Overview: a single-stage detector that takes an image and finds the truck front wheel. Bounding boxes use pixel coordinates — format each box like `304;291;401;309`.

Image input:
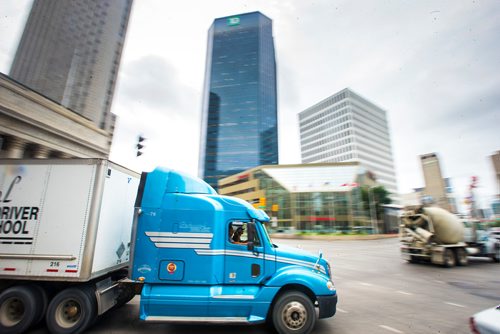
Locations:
443;249;456;268
46;286;96;334
0;285;42;334
272;291;316;334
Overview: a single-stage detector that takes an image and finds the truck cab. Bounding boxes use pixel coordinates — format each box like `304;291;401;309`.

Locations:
130;168;337;334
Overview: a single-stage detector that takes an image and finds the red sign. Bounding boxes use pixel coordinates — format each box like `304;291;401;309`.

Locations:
308;216;336;222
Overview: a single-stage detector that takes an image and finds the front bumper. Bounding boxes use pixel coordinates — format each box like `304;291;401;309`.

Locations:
317;294;338;319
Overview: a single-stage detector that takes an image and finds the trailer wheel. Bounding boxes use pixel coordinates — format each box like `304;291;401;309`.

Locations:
443;249;456;268
46;286;96;334
0;285;40;334
272;291;316;334
455;248;468;266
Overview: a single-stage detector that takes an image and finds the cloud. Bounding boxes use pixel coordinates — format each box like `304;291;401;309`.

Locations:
116;55;190;112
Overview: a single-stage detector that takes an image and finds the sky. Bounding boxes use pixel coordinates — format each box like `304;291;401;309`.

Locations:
1;0;499;212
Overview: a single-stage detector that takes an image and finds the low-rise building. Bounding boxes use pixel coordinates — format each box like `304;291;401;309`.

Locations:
218;162;384;232
0;73;112;159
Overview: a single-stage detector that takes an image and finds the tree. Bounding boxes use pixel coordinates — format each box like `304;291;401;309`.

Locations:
360;186;392;220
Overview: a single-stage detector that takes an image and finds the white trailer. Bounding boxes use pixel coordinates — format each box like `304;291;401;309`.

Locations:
0;159;140;334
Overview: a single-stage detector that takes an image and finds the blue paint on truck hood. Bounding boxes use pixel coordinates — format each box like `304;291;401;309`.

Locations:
274;244;320;265
272;243;330;277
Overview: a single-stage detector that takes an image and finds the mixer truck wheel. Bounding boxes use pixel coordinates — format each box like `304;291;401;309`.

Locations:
46;286;97;334
455;248;468;266
272;291;316;334
0;285;40;334
442;249;456;268
408;256;418;264
492;250;500;263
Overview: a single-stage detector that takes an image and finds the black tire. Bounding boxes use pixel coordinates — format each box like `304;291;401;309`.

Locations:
455;248;468;266
442;249;456;268
492;250;500;263
272;291;316;334
408;256;418;264
46;286;97;334
0;285;40;334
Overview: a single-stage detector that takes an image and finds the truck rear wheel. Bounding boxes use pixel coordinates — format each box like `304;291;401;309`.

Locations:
272;291;316;334
455;248;468;266
442;249;456;268
46;286;96;334
0;285;42;334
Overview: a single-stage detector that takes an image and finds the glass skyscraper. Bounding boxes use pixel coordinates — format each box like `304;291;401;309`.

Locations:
199;11;278;190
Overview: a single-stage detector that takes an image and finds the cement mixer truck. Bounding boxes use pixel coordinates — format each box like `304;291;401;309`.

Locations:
399;206;500;267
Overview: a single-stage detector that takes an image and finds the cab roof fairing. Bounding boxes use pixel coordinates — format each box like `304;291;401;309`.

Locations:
140;167;217;208
213;194;270;222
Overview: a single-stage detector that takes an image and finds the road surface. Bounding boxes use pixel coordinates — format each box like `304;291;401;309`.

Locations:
28;237;499;334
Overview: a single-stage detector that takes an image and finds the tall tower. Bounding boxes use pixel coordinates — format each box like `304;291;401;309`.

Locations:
10;0;133;133
199;12;278;190
492;151;500;197
420;153;455;212
299;88;398;198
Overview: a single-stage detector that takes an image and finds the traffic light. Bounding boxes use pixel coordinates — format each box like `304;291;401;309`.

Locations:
136;135;145;157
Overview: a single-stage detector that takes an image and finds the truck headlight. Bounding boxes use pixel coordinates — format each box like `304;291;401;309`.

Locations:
325;261;333;280
326;280;335;291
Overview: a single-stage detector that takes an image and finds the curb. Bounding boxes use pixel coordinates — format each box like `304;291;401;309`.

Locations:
270;234;399;241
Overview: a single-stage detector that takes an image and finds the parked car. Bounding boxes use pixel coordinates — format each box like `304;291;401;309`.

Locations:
470;305;500;334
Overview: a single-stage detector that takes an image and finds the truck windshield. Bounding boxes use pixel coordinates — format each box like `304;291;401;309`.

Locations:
260;221;274;247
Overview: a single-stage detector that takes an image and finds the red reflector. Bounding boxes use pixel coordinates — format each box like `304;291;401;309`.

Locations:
65;269;78;273
469;317;479;334
47;269;59;272
3;268;16;271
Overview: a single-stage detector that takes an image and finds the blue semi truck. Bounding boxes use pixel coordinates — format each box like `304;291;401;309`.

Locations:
0;160;337;334
130;167;337;334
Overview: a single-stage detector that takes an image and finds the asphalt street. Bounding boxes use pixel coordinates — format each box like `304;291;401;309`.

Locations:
28;237;500;334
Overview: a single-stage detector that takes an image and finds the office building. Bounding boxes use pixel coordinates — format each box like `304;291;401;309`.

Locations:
10;0;133;134
218;162;396;233
492;151;500;197
199;12;278;190
299;88;398;197
420;153;456;212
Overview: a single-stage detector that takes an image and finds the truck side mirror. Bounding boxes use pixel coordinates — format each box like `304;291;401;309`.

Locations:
247;221;256;251
247;241;254;251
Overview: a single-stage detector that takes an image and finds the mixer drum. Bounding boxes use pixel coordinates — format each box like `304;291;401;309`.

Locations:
423;207;464;244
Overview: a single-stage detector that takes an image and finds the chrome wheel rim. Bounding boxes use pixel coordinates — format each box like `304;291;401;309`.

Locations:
0;297;24;327
54;298;81;329
282;301;307;330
